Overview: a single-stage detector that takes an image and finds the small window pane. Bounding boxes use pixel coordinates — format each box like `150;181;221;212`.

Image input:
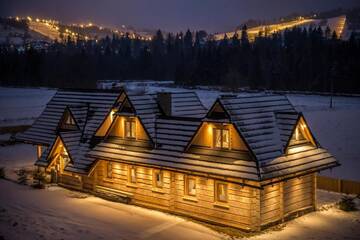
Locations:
222;129;230;148
107;162;112;178
125;120;136;139
129;166;136;183
131;121;136;138
214;129;222;148
187;177;196;196
217;183;228;202
155;171;163;188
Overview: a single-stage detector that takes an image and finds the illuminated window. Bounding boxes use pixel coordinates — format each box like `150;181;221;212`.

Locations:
107;162;112;179
153;170;163;188
128;166;136;183
215;182;228;202
125;119;136;139
61;146;70;166
61;111;77;130
289;121;312;146
214;128;230;149
65;114;76;125
185;176;196;196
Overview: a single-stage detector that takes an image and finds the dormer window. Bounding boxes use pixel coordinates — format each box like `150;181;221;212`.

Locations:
60;110;77;130
214;128;230;149
65;114;76;126
289;118;315;147
124;119;136;139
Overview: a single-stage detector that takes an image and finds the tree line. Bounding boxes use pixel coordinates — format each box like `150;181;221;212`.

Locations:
1;26;360;93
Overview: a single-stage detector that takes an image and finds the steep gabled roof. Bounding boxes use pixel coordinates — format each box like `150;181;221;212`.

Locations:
154;92;207;118
17;89;121;173
219;94;295;163
216;94;338;180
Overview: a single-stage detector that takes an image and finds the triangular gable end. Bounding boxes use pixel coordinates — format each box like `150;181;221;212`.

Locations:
95;109;117;137
118;96;136;114
206;99;231;120
94;91;125;137
285;114;318;151
58;107;80;131
45;135;73;170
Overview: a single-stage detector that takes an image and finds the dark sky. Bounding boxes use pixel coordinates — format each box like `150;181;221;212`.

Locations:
0;0;359;32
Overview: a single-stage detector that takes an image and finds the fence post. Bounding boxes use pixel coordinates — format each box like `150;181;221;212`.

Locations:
337;178;342;193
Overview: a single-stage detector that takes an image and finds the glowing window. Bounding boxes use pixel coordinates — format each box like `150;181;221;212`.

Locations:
153;170;163;188
185;176;196;196
216;182;228;202
107;162;112;179
289;121;312;146
214;128;230;149
125;119;136;139
65;115;76;125
61;146;70;166
129;166;136;183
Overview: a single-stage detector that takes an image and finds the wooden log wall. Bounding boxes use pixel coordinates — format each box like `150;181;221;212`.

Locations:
93;160;259;231
58;160;316;231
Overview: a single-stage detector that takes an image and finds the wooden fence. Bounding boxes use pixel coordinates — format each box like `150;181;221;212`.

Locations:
317;175;360;195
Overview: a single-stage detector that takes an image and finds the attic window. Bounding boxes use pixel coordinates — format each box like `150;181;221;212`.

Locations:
207;102;227;119
124;119;136;139
214;128;230;149
289;120;314;147
61;111;77;130
65;115;76;125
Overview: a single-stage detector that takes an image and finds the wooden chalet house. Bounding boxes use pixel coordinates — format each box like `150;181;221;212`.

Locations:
16;89;339;231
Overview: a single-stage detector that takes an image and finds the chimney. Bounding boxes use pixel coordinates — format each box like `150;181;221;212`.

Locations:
157;92;172;116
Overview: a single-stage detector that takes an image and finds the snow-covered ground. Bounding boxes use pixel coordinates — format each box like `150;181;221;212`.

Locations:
0;87;56;127
0;179;359;240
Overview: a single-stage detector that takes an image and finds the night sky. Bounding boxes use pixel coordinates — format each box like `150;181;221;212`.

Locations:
0;0;359;32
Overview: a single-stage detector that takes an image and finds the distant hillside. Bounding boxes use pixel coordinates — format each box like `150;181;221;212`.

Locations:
0;16;154;45
214;15;348;41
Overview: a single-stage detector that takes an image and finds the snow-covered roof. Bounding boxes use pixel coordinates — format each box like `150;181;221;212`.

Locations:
214;94;338;180
16;89;121;173
17;89;339;180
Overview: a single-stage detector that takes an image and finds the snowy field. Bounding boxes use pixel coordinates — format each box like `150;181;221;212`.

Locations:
0;178;359;240
0;86;359;182
0;87;56;127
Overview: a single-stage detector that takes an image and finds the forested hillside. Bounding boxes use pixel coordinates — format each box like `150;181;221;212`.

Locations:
1;25;360;93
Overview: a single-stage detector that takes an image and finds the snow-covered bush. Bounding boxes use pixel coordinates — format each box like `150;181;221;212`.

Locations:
16;168;27;185
32;169;46;189
339;195;358;211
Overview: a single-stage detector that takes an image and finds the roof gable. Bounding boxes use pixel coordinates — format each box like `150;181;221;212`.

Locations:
58;107;80;131
285;114;317;151
205;99;231;121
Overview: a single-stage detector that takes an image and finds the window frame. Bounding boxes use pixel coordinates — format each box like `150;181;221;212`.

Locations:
185;175;197;197
215;181;228;203
124;118;136;139
153;170;163;188
128;165;137;183
106;161;113;179
213;128;230;149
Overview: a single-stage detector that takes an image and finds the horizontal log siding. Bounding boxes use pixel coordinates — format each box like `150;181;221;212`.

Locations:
283;174;314;215
93;160;259;230
260;183;282;225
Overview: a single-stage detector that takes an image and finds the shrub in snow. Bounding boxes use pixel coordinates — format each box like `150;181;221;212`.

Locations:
0;167;5;179
339;195;358;211
16;168;27;185
32;169;46;189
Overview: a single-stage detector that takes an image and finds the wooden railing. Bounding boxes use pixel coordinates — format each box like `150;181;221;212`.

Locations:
317;175;360;195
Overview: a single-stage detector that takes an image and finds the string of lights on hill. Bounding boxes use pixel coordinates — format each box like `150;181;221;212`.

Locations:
11;16;153;43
